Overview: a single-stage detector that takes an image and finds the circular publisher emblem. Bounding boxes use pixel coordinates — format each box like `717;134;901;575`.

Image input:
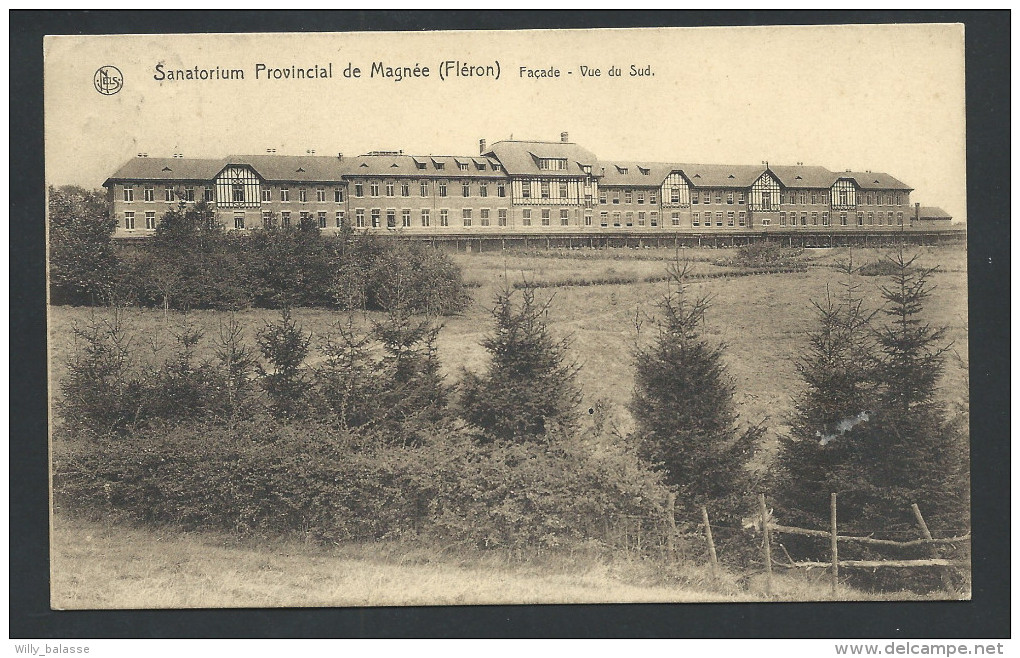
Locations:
93;66;123;95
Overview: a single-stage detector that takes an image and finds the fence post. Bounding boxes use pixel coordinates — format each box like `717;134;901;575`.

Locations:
664;493;677;561
759;493;773;597
830;493;839;596
912;503;951;591
701;505;719;576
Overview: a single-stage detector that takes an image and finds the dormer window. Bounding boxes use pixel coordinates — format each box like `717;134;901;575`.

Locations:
433;161;445;170
617;166;629;174
296;167;305;172
458;162;469;171
639;167;650;175
538;158;568;171
162;166;172;172
491;163;501;171
416;161;427;170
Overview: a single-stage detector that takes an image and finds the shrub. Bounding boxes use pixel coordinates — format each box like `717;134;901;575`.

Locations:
858;259;902;277
48;185;119;306
256;307;312;418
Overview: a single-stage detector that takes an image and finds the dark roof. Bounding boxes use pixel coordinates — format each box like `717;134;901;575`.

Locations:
676;163;766;188
918;206;952;220
769;165;837;189
223;155;346;183
597;161;681;186
342;153;506;178
485;140;599;176
839;171;913;191
104;157;225;183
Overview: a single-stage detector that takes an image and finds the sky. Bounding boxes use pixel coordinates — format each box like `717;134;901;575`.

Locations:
44;24;966;221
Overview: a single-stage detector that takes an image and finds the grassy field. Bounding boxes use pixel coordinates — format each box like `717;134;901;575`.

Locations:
48;244;968;607
52;515;942;608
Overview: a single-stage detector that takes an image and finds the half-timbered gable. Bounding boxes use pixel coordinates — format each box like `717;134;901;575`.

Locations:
830;178;858;211
660;171;691;208
215;164;261;208
749;171;781;211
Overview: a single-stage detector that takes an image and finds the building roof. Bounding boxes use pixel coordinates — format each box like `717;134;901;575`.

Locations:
484;140;599;176
768;165;837;189
597;161;681;186
675;163;767;188
342;153;506;178
104;157;225;183
222;155;347;183
839;171;913;191
918;206;952;220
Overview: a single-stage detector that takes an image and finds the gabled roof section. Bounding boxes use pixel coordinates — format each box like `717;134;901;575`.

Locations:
104;157;225;184
342;153;505;178
677;163;767;188
597;161;682;186
918;206;952;220
484;140;598;176
223;155;346;183
769;165;837;189
840;171;913;191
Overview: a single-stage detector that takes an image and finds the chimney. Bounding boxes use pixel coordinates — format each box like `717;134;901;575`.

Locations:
479;138;486;154
137;153;148;158
560;131;569;143
337;152;343;161
266;148;276;153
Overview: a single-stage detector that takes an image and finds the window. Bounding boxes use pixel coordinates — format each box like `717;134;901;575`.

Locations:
497;182;506;197
440;209;449;227
897;212;903;226
727;211;735;227
560;209;569;226
716;212;724;227
692;213;699;226
650;192;657;204
124;211;135;229
123;186;134;202
625;191;633;204
540;181;550;199
434;162;445;170
800;213;807;226
761;218;771;227
625;212;633;227
421;209;431;227
262;188;272;202
462;181;470;197
336;210;345;227
650;212;658;226
438;182;447;197
281;187;291;202
599;192;607;204
522;209;532;226
335;188;344;203
727;192;734;205
402;209;411;227
738;211;745;227
231;184;243;203
204;187;213;202
857;212;864;227
867;212;874;225
459;162;469;171
691;192;699;205
262;211;274;228
166;187;176;202
811;212;818;225
538;158;568;170
600;212;608;227
584;213;592;226
143;186;154;202
300;211;310;224
541;209;551;226
299;188;308;203
888;212;894;225
370;209;380;228
318;211;327;229
637;211;645;226
612;192;620;205
498;209;507;226
613;212;621;227
558;181;568;198
715;192;723;204
145;211;156;230
822;211;830;226
317;188;326;202
370;183;379;197
840;212;848;226
811;193;817;204
637;192;645;204
395;182;406;197
386;209;396;228
385;182;394;197
738;192;745;205
479;182;487;197
671;187;681;204
234;212;245;230
355;209;364;228
676;212;686;227
779;212;786;226
801;192;808;205
282;211;291;227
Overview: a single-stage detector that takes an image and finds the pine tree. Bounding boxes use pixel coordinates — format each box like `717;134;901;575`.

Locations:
774;255;878;529
257;307;312;418
629;259;757;524
460;283;581;442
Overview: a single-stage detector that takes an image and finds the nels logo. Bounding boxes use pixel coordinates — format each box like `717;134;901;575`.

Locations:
94;66;123;95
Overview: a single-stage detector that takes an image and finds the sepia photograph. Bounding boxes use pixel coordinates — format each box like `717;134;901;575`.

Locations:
43;22;973;611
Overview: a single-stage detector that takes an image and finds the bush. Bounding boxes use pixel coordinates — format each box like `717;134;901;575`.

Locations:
858;259;901;277
48;185;119;306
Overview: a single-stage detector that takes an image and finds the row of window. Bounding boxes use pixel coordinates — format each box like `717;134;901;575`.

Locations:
596;211;662;228
350;208;511;228
598;190;660;205
353;180;507;199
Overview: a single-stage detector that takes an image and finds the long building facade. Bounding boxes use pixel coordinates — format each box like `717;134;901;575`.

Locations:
103;134;933;239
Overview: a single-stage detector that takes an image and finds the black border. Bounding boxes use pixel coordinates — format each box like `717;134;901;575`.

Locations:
11;10;1009;639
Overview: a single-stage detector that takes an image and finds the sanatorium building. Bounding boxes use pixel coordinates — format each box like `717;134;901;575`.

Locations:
104;133;953;239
